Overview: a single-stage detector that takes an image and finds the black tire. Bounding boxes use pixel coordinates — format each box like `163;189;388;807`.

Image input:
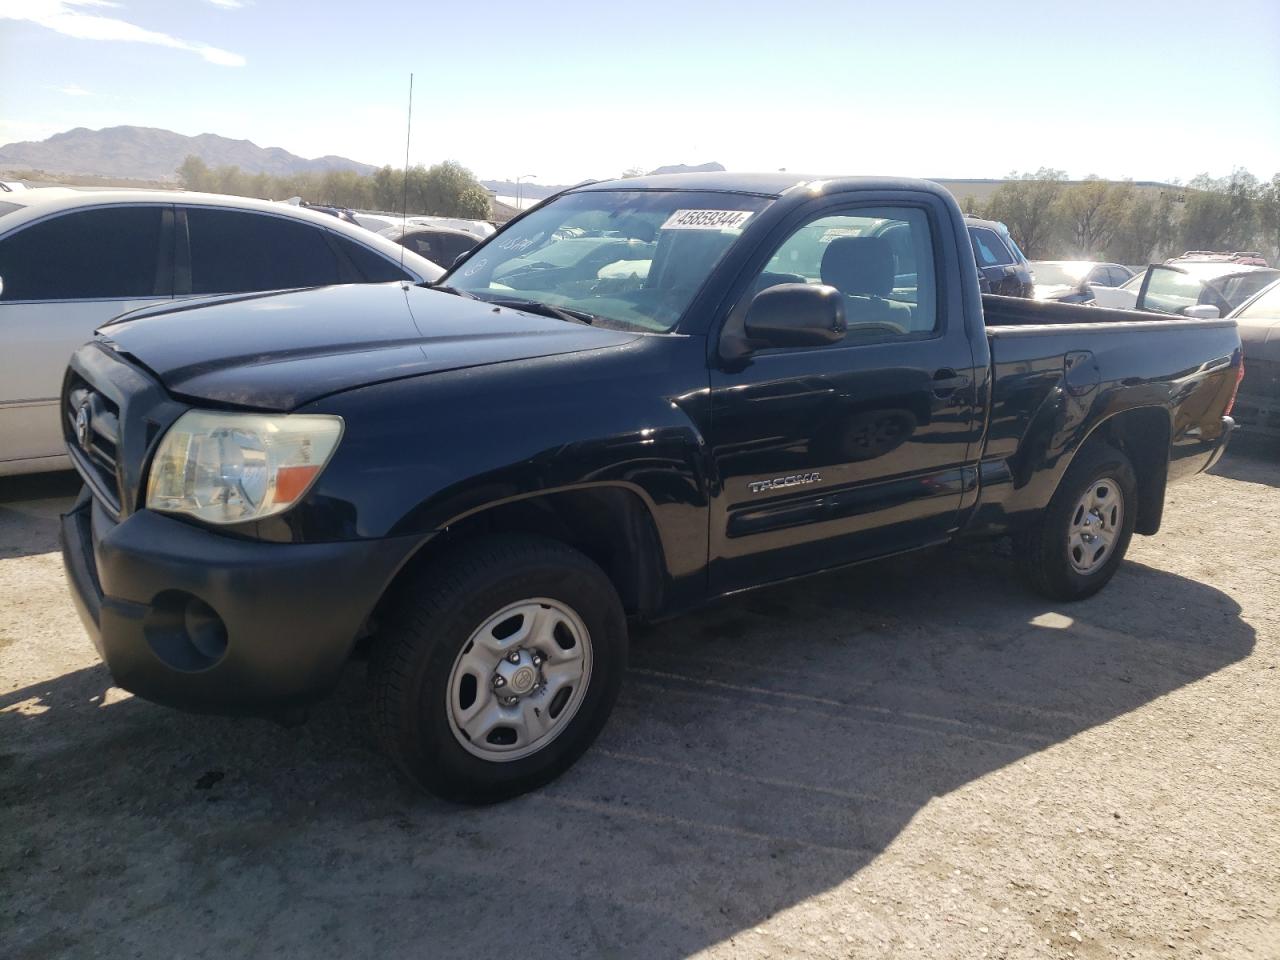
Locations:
1017;442;1138;601
370;535;627;804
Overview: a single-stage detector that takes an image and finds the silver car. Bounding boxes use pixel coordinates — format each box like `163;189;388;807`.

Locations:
0;189;443;476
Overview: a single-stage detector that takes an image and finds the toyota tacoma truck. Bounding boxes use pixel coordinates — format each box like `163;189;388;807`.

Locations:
59;173;1242;803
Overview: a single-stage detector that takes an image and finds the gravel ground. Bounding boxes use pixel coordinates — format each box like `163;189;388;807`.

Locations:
2;442;1278;960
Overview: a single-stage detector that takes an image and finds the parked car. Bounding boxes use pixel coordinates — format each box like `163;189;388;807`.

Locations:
380;223;481;267
1091;261;1280;317
965;216;1034;297
300;202;361;226
408;216;497;241
1030;261;1135;302
352;212;402;234
1168;250;1270;267
0;188;443;476
60;172;1239;804
1227;278;1280;437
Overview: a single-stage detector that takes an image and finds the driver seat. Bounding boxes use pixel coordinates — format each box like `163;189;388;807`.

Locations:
820;237;912;331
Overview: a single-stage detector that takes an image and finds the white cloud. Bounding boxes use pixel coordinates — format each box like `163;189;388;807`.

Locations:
0;0;246;66
204;0;246;8
57;83;93;96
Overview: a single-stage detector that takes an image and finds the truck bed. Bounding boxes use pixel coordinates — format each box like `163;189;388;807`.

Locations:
977;294;1241;525
983;293;1180;326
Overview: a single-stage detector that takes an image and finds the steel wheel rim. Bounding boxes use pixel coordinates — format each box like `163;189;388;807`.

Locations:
446;597;593;762
1068;476;1123;575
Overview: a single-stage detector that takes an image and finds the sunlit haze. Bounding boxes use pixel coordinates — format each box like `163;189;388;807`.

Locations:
2;0;1278;185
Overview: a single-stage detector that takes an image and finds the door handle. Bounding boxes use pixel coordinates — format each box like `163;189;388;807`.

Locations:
931;368;970;398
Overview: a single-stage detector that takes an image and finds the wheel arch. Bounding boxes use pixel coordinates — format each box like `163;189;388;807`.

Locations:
376;482;672;626
1071;405;1171;536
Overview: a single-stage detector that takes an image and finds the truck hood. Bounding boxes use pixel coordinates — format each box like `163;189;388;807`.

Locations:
99;283;639;410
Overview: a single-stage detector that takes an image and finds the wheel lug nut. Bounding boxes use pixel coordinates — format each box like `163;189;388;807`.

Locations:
492;675;505;688
507;651;521;664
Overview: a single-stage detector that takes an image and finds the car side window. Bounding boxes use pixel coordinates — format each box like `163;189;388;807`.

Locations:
1109;266;1131;286
969;228;1013;267
0;206;165;302
185;208;342;294
756;206;938;338
329;233;413;282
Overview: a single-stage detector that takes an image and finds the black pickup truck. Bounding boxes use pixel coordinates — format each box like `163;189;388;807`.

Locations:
59;173;1241;803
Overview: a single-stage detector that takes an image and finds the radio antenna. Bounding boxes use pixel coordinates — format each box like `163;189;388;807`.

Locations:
400;72;413;272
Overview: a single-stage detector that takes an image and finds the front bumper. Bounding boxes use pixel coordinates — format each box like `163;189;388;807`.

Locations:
60;490;421;715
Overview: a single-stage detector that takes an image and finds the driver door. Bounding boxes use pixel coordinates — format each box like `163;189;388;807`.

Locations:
706;197;981;593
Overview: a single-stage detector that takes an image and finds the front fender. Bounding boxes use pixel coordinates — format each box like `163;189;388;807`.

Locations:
260;334;714;583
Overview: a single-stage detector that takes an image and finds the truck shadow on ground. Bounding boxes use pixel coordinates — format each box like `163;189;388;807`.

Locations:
1207;434;1279;487
1;535;1254;959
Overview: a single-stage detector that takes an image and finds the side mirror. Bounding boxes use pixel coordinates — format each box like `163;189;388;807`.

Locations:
1182;304;1220;319
744;283;846;348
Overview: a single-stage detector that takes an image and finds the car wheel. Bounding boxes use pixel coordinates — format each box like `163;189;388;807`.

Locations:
370;534;626;804
1017;442;1138;601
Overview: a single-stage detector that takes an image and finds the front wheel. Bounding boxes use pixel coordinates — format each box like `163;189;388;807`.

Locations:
370;535;627;804
1017;442;1138;601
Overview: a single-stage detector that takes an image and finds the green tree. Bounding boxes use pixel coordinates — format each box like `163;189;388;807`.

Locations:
170;157;491;218
177;155;211;191
981;168;1067;258
1181;169;1260;252
1107;190;1175;265
1258;173;1280;264
1057;176;1133;257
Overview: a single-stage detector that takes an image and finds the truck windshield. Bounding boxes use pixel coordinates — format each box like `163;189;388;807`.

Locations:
444;190;771;332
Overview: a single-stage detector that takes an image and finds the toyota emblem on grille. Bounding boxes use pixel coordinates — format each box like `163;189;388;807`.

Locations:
75;402;92;451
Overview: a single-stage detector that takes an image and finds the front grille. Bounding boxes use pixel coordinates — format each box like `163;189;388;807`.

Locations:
64;371;124;516
1242;358;1280;401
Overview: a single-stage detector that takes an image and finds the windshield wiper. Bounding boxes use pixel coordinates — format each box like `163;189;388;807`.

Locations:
430;283;479;299
486;297;597;325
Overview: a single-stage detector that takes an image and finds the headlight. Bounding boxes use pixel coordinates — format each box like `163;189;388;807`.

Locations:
146;411;343;524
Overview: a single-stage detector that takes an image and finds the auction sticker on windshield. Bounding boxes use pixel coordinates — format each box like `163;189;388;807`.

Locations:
661;209;753;231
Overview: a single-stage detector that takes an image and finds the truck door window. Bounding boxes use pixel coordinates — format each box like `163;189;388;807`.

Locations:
757;207;938;338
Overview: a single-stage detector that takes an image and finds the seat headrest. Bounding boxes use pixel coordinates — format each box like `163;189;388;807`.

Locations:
820;236;895;298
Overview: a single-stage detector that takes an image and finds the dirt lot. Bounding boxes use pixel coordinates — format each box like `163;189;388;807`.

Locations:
2;442;1278;960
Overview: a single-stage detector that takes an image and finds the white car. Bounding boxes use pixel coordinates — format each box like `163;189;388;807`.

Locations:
0;189;443;476
1091;261;1280;318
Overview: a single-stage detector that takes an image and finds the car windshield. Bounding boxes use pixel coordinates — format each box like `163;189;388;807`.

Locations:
1234;280;1280;319
1032;262;1091;285
445;190;771;332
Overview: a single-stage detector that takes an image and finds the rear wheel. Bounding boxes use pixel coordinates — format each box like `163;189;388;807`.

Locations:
1017;442;1138;601
370;535;627;804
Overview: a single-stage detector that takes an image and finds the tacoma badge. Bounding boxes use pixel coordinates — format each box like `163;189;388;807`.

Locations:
748;472;822;494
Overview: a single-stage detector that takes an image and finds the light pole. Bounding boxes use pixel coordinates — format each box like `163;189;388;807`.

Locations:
515;173;537;210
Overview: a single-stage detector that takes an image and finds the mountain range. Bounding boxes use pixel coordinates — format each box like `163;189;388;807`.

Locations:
0;126;377;180
0;125;728;193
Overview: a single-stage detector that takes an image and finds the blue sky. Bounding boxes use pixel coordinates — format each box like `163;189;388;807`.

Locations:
1;0;1278;185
